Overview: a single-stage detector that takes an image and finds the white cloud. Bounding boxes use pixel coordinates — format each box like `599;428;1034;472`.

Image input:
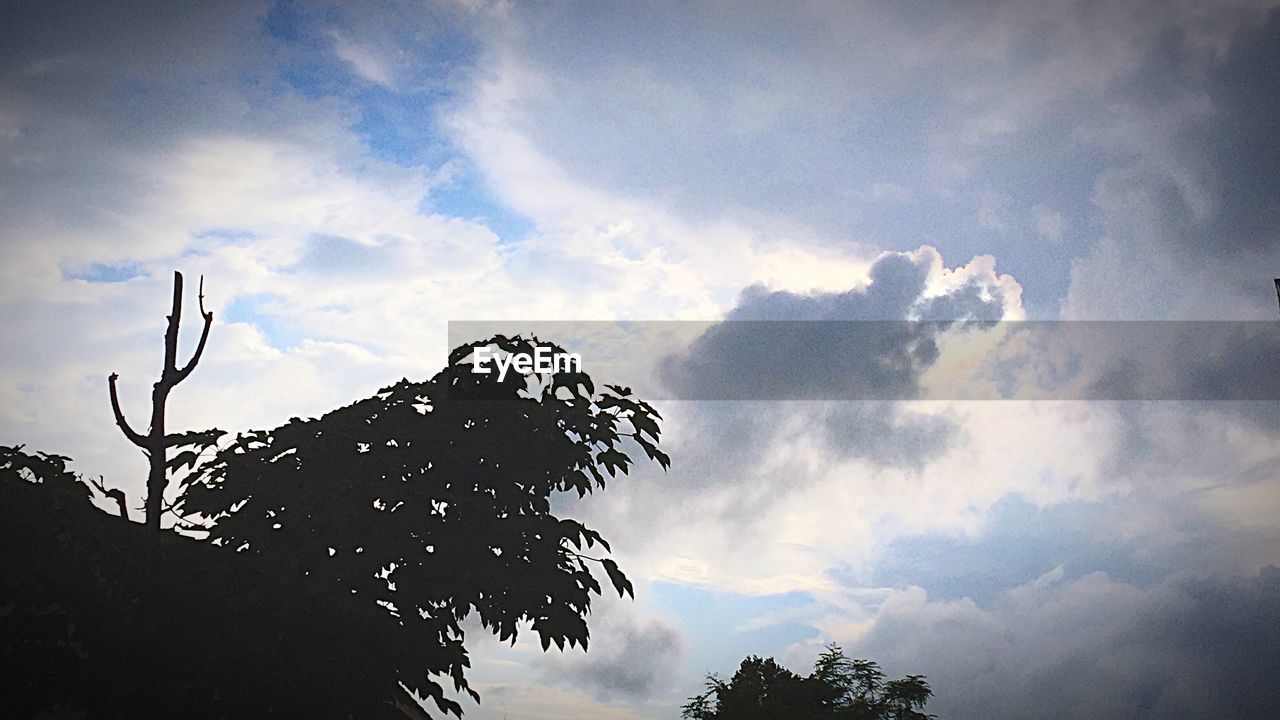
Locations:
329;30;396;87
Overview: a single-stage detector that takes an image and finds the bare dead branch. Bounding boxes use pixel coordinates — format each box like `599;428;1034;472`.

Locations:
174;274;213;384
108;372;148;449
109;270;215;529
163;271;184;378
567;550;606;563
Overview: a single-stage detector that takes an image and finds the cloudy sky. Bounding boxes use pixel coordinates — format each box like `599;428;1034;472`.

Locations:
3;1;1280;718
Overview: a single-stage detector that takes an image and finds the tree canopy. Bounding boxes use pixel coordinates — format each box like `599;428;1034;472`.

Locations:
682;644;934;720
1;334;668;719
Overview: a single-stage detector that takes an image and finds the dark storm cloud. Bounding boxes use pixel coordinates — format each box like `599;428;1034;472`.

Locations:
1174;8;1280;257
873;492;1280;606
470;0;1280;314
819;403;956;469
0;0;278;147
662;252;1004;401
1038;320;1280;489
855;566;1280;720
979;321;1280;401
573;251;999;539
0;0;368;271
1122;323;1280;403
534;606;685;703
1063;4;1280;319
0;0;478;272
526;254;997;555
1;1;266;236
637;250;1007;512
625;398;959;523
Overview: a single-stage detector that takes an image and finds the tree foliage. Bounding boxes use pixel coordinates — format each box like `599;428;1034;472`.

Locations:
682;644;934;720
1;334;667;719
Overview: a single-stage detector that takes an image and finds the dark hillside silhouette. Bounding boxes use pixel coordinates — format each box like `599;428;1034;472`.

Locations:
1;277;668;719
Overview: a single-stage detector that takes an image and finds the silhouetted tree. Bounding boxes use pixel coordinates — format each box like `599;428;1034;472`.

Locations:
682;644;934;720
175;334;669;716
2;332;668;719
106;270;214;527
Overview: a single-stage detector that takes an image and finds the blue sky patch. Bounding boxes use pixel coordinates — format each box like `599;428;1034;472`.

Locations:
425;163;536;243
649;581;820;676
296;234;390;275
62;262;147;284
223;293;303;350
867;495;1167;607
193;227;257;243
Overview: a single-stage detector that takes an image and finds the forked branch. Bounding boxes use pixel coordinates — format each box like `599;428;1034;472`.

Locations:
174;275;213;384
107;270;214;529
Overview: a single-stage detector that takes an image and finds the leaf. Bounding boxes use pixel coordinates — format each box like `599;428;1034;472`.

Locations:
167;450;200;473
634;435;671;471
629;412;661;441
652;448;671;471
554;371;595;399
559;518;587;549
581;526;611;553
578;569;602;596
601;558;634;599
636;398;662;419
596;448;629;477
584;461;605;486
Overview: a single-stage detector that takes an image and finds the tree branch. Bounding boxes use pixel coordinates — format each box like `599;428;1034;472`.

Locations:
389;692;433;720
163;271;183;378
108;372;147;449
173;275;213;384
161;498;209;531
567;549;606;563
86;474;129;519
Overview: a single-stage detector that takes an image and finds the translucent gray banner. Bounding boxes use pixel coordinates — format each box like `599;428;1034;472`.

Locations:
447;321;1280;401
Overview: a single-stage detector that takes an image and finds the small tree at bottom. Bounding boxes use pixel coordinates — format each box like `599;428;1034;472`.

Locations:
682;644;934;720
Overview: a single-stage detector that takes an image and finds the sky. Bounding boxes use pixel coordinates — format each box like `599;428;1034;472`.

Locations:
2;1;1280;718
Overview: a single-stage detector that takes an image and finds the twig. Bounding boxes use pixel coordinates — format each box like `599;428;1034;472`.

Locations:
160;498;209;531
567;550;606;564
